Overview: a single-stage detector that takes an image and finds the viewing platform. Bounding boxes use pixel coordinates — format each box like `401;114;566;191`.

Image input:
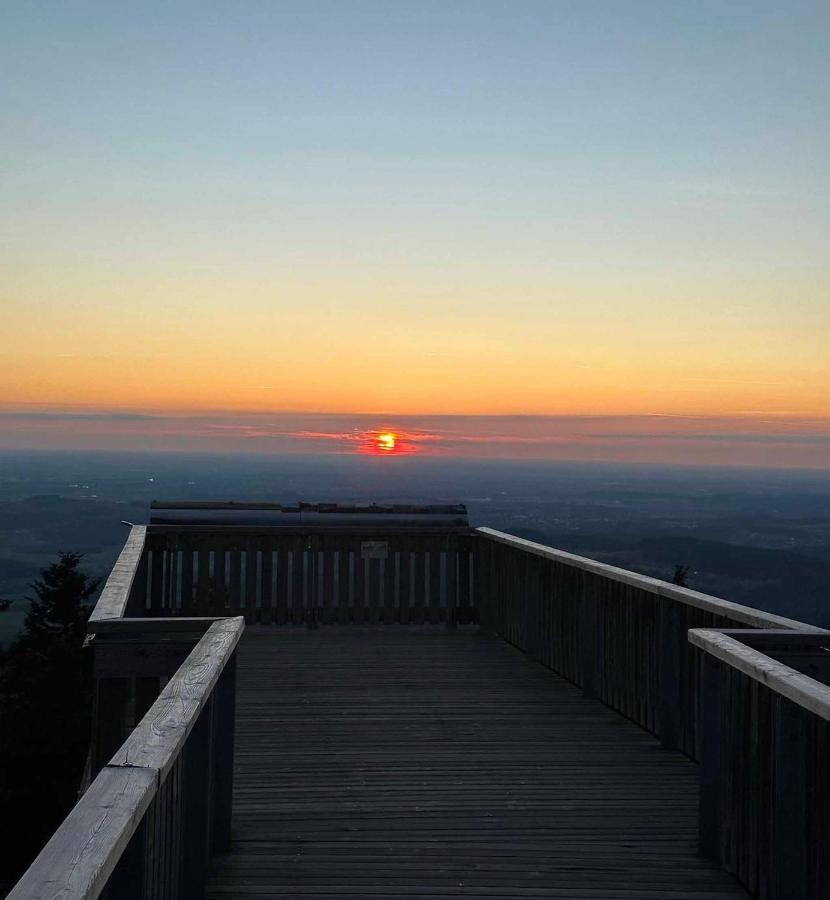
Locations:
9;503;830;900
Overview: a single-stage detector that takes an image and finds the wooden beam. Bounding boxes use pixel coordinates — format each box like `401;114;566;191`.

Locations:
89;525;147;623
689;629;830;723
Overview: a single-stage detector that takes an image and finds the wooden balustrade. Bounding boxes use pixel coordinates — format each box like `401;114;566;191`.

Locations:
10;519;829;899
691;629;830;900
475;527;813;758
138;526;477;625
8;618;243;900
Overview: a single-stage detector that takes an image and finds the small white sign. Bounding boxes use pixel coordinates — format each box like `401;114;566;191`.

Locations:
361;540;388;560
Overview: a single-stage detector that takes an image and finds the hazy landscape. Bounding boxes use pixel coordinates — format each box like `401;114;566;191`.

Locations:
2;448;828;645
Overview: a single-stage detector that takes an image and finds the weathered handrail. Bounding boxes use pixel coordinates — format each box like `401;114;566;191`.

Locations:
89;524;148;622
8;616;244;899
477;527;809;630
691;629;830;899
475;527;821;758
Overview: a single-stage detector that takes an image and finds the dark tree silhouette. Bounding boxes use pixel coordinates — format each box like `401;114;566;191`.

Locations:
0;553;100;888
671;564;691;587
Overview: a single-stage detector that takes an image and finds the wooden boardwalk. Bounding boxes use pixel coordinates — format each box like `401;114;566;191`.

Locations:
207;627;746;899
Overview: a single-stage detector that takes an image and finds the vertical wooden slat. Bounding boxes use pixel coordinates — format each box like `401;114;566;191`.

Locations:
275;544;289;625
335;547;347;623
244;538;258;624
412;540;425;625
772;695;808;899
178;538;193;614
367;554;381;624
228;543;242;617
181;703;212;898
383;548;396;623
445;539;458;630
194;539;210;606
352;540;366;624
214;540;227;611
429;543;442;624
149;542;164;614
260;540;274;625
322;544;336;623
699;653;724;862
212;653;237;853
456;542;471;625
398;545;411;625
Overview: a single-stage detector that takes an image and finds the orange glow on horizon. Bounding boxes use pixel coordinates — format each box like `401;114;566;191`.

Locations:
358;429;421;456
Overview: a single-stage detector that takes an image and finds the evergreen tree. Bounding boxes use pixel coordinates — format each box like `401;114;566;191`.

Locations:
0;553;100;888
671;564;691;588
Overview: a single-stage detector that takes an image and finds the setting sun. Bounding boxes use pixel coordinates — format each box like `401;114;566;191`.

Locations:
377;432;397;452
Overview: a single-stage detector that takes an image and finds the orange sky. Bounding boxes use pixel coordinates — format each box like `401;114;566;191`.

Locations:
2;3;829;449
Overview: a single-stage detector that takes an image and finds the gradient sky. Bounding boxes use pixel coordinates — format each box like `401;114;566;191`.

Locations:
2;2;829;464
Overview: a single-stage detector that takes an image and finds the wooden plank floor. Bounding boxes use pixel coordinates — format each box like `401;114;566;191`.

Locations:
207;627;747;899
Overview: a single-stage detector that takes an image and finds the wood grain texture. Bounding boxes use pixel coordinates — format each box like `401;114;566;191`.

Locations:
109;618;244;780
6;766;156;900
207;627;747;899
89;525;147;622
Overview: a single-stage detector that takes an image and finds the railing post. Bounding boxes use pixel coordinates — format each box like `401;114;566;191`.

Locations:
445;536;457;630
525;556;541;660
658;600;683;750
772;696;808;900
578;577;600;697
182;698;214;897
698;653;724;861
92;677;131;775
477;538;492;634
212;651;237;854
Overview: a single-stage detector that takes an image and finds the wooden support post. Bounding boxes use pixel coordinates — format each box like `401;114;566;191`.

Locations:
578;578;600;698
181;699;213;897
127;550;149;615
772;696;808;900
659;600;683;750
212;652;237;854
445;537;457;630
698;653;724;861
477;539;491;634
525;556;541;660
93;678;131;774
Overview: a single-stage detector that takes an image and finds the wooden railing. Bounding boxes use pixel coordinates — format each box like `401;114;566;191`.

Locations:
8;617;243;900
476;528;814;758
9;523;244;900
117;524;477;625
692;629;830;899
476;527;830;900
10;521;828;900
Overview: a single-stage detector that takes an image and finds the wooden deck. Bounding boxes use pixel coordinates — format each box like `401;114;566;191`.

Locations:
207;627;747;899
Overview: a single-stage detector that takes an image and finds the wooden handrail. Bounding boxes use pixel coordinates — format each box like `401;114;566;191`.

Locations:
476;526;814;631
689;628;830;721
7;617;244;900
89;524;147;622
690;627;830;896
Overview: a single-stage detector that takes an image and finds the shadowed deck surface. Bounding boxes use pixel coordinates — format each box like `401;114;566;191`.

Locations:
207;628;746;899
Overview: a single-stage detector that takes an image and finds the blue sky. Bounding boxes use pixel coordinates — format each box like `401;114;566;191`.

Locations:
2;1;828;458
